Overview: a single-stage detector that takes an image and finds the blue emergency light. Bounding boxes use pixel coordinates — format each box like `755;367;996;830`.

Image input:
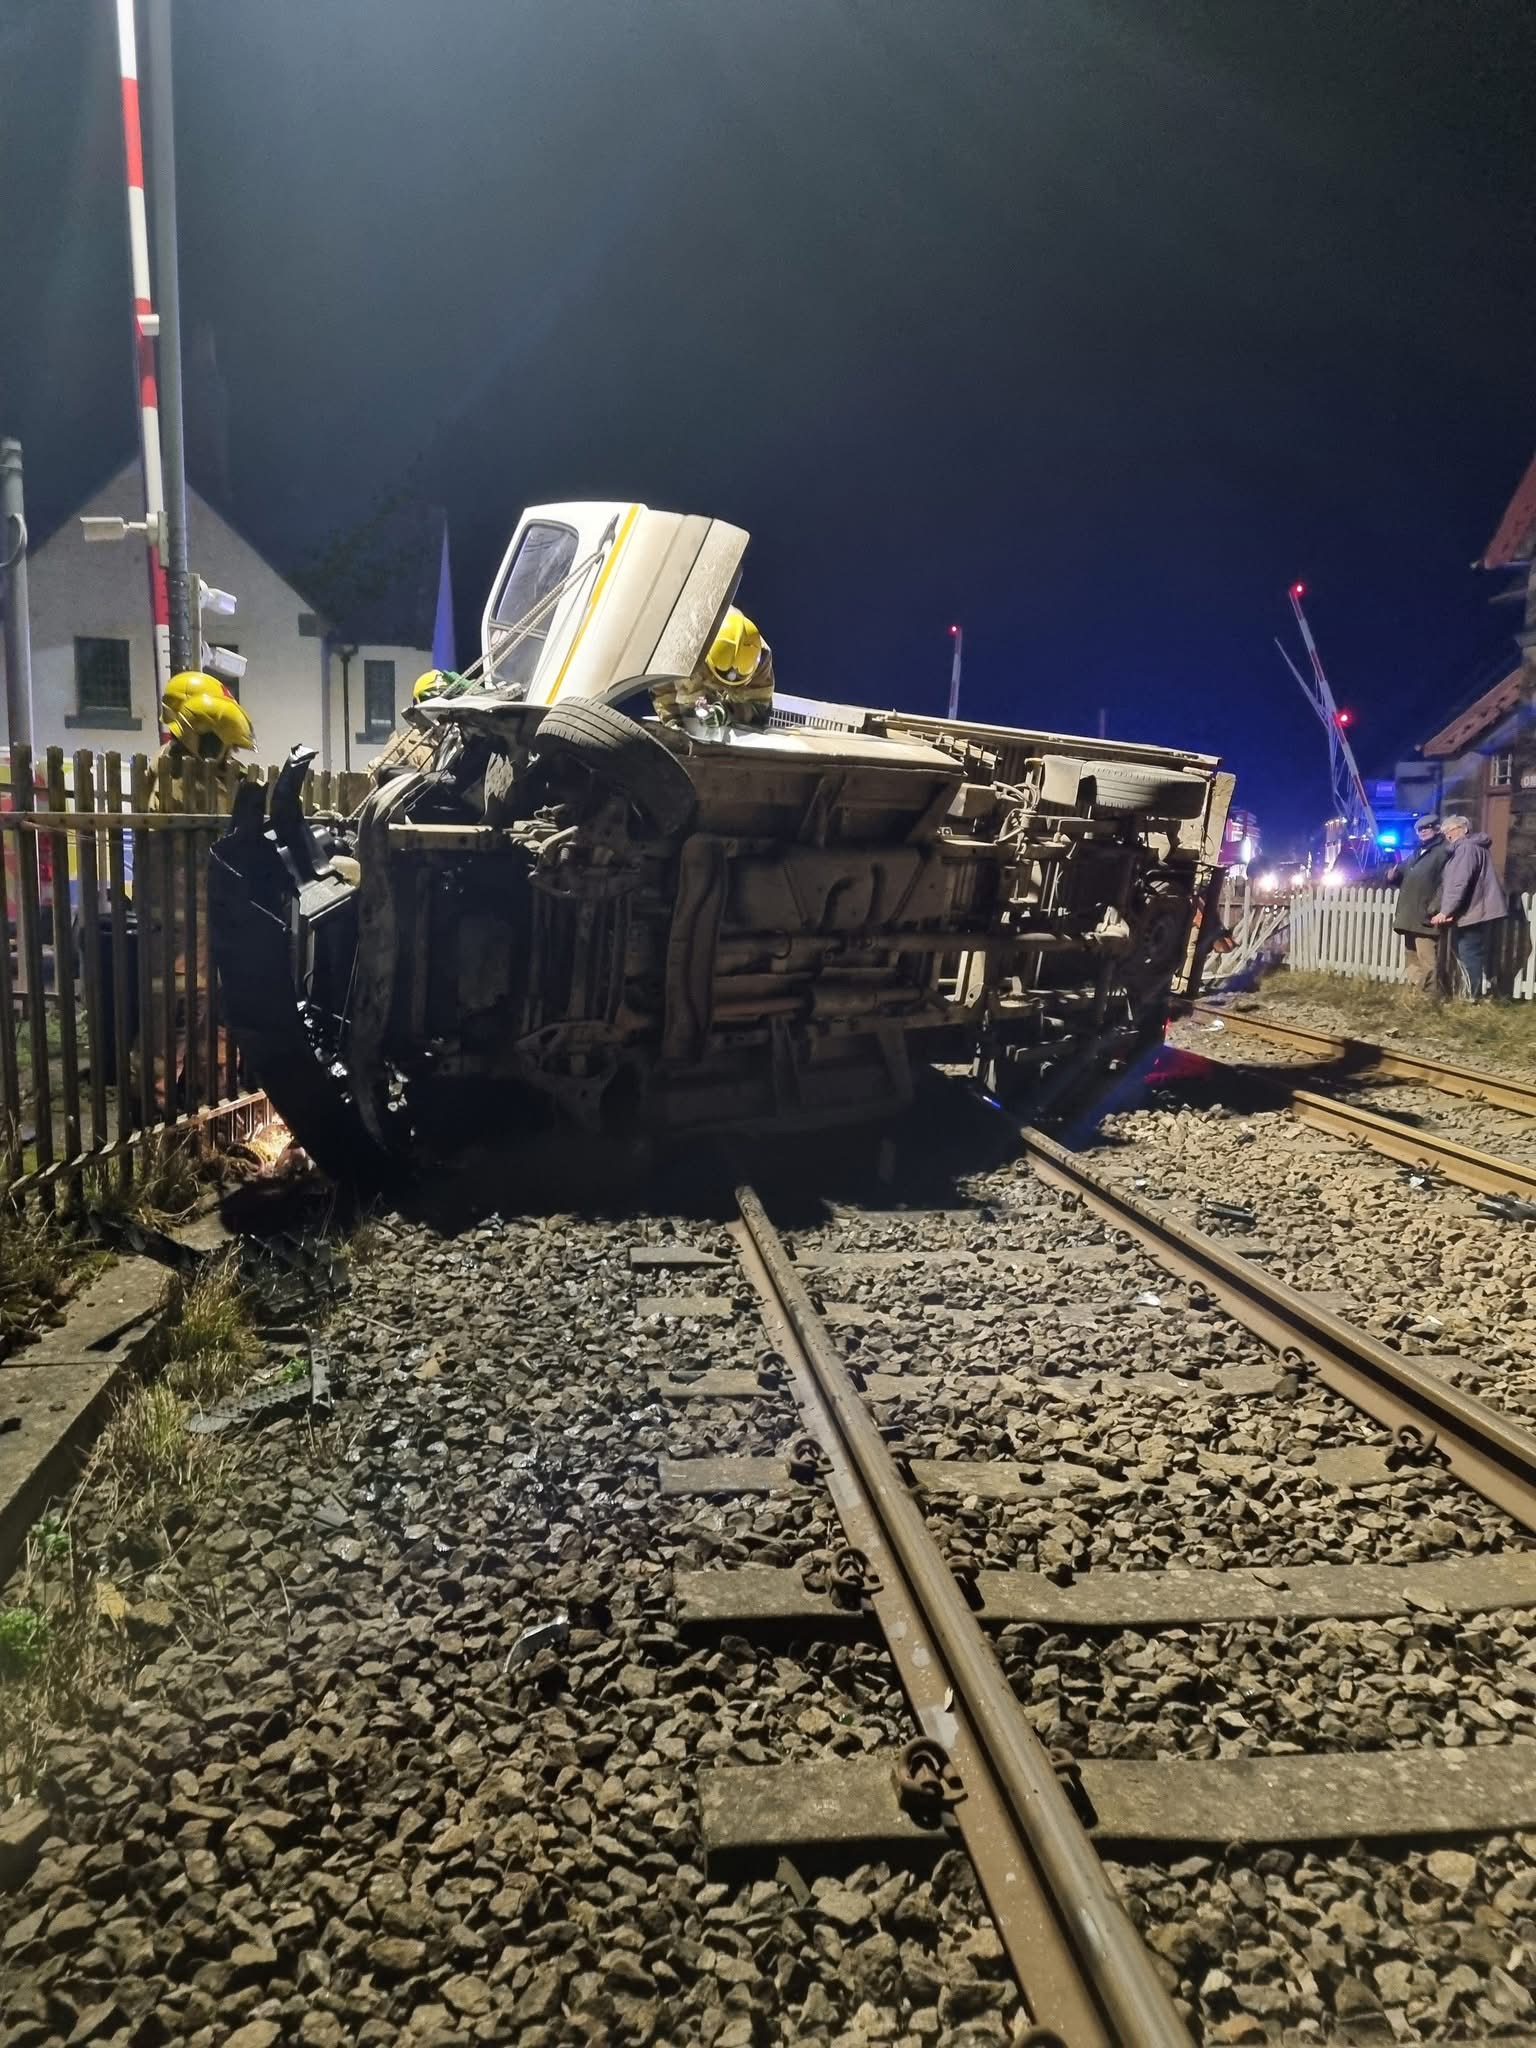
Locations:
1376;828;1400;849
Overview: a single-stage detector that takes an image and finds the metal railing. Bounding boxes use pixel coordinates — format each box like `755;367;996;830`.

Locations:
1;743;371;1209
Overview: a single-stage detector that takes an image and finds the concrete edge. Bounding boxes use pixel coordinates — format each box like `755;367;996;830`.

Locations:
0;1254;180;1587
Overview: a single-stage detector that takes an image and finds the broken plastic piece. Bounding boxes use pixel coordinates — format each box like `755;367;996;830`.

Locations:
506;1613;571;1669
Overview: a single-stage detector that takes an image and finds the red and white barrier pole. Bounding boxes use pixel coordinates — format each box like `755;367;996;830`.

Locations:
113;0;171;700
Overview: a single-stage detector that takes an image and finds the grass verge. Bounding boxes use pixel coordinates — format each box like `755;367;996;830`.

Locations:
0;1209;100;1354
0;1254;265;1798
1251;969;1536;1073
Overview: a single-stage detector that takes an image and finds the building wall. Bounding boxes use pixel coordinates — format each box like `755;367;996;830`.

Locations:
1513;556;1536;895
321;644;424;772
0;464;426;772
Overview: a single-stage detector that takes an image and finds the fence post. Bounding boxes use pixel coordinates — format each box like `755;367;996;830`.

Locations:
104;754;133;1192
72;751;108;1164
11;746;52;1207
154;753;177;1130
0;784;19;1182
130;755;156;1136
45;750;82;1177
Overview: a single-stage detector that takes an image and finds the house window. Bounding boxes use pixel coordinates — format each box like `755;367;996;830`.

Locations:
362;659;396;739
1490;750;1513;790
74;636;132;718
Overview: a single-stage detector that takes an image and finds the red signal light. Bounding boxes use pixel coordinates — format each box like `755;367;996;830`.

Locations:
949;624;959;636
1335;709;1352;728
1290;582;1305;598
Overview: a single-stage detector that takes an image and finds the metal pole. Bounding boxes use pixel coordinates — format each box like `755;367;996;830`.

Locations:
340;648;355;773
144;0;192;676
1;439;35;750
946;623;963;722
113;0;171;696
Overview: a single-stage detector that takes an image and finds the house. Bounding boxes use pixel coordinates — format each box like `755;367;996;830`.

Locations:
0;460;442;771
1477;447;1536;891
1399;666;1522;873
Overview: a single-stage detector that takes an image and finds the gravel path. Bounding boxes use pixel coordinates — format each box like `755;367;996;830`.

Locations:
4;1088;1536;2047
0;1193;1022;2048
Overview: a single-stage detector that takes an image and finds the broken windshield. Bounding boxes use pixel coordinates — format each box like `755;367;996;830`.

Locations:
489;520;579;688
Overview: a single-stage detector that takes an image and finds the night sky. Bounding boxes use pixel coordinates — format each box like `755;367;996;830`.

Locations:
3;0;1533;849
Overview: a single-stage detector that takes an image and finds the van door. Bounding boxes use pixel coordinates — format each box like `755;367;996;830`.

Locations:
479;502;750;708
480;502;634;705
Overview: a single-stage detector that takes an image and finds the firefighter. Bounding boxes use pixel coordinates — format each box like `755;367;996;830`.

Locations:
413;668;462;703
154;670;256;802
135;673;255;1111
653;608;775;731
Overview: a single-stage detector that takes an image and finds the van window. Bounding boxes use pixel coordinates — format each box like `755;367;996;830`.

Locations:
490;522;579;688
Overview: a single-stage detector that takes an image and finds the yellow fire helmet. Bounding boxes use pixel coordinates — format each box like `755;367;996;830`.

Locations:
703;608;764;688
161;671;256;759
413;668;458;703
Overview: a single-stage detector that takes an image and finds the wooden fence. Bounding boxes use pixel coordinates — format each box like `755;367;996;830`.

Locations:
1287;884;1536;999
0;744;371;1210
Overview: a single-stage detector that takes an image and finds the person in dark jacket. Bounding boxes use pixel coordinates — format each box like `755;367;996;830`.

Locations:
1431;815;1508;999
1387;814;1451;996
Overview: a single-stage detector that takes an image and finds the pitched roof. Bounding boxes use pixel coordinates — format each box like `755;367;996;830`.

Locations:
26;451;436;647
1420;667;1522;757
1482;449;1536;569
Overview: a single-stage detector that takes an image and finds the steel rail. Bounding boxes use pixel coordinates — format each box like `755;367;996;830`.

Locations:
1018;1127;1536;1535
1285;1087;1536;1201
1188;1000;1536;1119
734;1185;1194;2048
1174;1025;1536;1200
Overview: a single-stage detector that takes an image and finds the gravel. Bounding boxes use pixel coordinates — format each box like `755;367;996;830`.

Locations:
1085;1070;1536;1418
0;1193;1022;2048
5;1073;1535;2046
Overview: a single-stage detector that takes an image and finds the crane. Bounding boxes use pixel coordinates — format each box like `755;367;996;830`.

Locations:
1275;581;1380;869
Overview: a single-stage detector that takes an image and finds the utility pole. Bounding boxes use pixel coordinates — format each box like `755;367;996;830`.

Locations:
946;623;963;722
1;439;35;750
112;0;171;696
144;0;192;676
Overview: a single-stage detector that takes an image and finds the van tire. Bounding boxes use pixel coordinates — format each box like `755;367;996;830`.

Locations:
532;701;697;837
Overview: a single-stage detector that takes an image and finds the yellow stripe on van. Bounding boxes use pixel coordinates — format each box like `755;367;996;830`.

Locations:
546;502;640;703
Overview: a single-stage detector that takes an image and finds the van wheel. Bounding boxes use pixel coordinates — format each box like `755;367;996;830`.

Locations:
1083;764;1208;820
532;701;697;837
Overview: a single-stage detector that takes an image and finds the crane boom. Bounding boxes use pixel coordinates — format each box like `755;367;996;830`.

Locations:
1278;582;1378;863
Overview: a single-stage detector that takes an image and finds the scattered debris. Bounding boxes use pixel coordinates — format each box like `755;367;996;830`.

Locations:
505;1613;571;1670
186;1343;336;1435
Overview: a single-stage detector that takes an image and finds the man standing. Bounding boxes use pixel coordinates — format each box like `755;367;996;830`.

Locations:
1387;814;1452;996
1431;815;1508;999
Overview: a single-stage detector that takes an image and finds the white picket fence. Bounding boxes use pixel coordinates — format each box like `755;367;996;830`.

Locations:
1287;886;1536;1000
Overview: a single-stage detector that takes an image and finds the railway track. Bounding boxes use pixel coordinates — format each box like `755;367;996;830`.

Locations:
6;1092;1535;2046
1186;1000;1536;1120
644;1131;1536;2043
